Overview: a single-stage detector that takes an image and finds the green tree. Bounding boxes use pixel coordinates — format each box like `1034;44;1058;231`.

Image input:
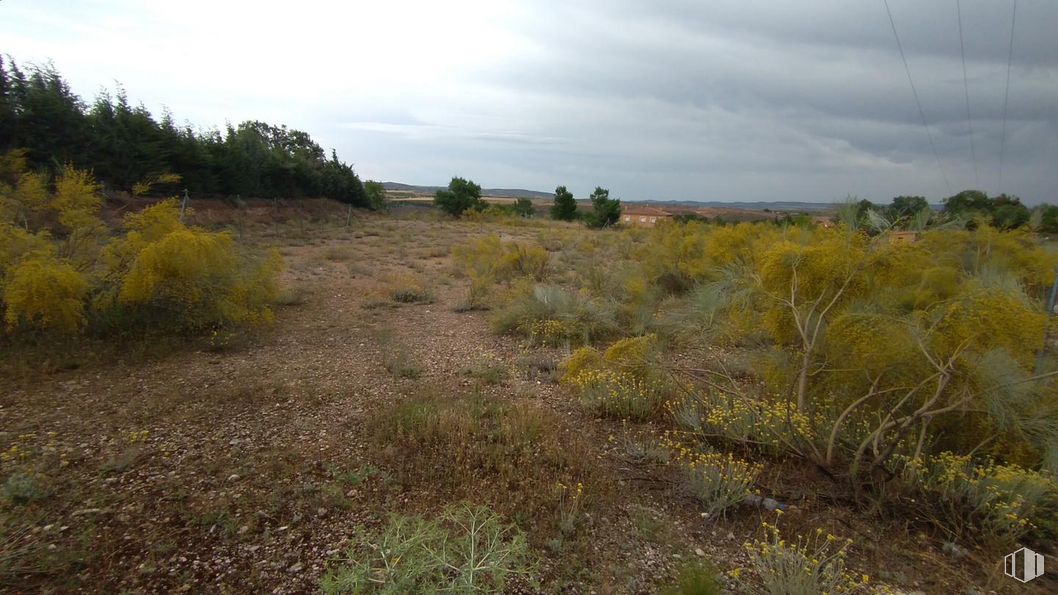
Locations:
434;177;483;217
887;196;929;220
364;180;387;211
990;194;1030;230
586;186;620;228
551;185;577;221
943;190;990;215
511;197;534;218
0;58;369;206
1036;204;1058;234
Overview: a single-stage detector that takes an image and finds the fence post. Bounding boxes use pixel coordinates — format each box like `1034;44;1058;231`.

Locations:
180;189;189;222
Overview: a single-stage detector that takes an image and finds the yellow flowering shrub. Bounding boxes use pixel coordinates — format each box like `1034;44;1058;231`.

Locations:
117;228;280;330
3;255;88;332
895;452;1058;545
50;165;102;232
929;287;1045;366
561;346;603;382
602;334;659;378
0;162;283;337
736;519;869;594
662;434;762;517
668;390;814;453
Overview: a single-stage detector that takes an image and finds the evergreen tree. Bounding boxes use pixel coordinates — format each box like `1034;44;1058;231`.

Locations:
0;57;369;205
550;185;577;220
586;186;620;228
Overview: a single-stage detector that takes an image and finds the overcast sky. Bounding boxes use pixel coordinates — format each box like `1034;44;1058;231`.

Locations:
2;0;1056;203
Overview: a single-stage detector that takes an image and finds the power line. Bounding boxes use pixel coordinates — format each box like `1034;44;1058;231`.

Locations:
956;0;979;189
882;0;952;194
998;0;1017;193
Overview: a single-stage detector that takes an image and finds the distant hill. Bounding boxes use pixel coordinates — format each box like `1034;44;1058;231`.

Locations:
382;182;552;200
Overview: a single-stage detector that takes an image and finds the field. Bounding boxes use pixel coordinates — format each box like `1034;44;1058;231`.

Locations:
2;208;1056;593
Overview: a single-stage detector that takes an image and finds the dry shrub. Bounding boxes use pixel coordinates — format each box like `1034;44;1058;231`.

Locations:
383;272;433;304
371;392;596;532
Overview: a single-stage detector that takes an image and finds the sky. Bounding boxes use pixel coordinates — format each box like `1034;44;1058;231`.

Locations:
2;0;1056;204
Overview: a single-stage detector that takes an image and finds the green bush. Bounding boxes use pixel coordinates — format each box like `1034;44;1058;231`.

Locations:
434;177;483;217
660;561;721;595
491;284;618;346
321;503;533;593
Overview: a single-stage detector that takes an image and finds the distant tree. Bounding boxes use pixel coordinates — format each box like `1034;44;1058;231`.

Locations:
364;180;387;211
0;56;16;153
434;177;483;217
887;196;929;220
991;195;1030;230
512;197;534;218
1036;204;1058;234
943;190;990;215
942;190;1031;230
586;186;620;228
550;185;577;221
672;213;709;223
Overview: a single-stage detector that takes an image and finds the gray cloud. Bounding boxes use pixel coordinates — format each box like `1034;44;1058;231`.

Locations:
2;0;1056;203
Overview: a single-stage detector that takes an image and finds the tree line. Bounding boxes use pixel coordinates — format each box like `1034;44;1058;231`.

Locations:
434;177;622;228
0;57;374;207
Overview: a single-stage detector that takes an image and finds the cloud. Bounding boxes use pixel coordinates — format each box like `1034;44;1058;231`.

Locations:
2;0;1056;202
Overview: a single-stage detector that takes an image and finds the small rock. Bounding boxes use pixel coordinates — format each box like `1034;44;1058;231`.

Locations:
238;525;249;535
227;474;240;482
694;548;705;557
288;562;303;573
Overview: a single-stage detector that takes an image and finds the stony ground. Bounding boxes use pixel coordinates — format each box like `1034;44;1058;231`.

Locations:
1;214;1047;593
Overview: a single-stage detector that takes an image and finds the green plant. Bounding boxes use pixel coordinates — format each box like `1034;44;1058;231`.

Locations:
554;481;585;536
564;369;666;420
434;177;484;217
895;452;1058;545
1;472;45;506
735;518;870;595
661;561;721;595
492;284;618;346
661;436;761;517
585;186;620;229
320;503;533;593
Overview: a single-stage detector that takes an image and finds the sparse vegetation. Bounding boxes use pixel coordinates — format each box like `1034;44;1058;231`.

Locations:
320;504;533;594
3;202;1056;593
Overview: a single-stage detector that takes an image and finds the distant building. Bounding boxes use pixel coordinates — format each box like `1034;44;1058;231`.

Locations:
621;205;672;227
812;216;834;228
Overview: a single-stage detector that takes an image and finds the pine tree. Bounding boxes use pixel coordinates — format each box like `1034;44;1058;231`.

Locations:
550;185;577;221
